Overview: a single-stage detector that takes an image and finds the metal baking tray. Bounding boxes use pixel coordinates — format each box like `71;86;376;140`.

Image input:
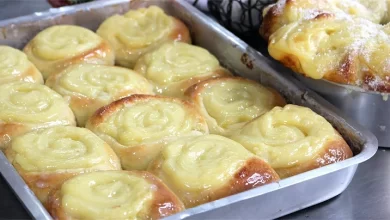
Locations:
0;0;378;219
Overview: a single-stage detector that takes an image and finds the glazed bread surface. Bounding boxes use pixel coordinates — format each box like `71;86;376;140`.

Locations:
230;104;353;178
86;94;209;170
47;171;184;220
24;25;114;79
148;134;279;208
0;46;43;84
5;126;121;204
134;42;231;98
97;6;191;68
0;82;76;149
46;64;155;126
186;77;286;136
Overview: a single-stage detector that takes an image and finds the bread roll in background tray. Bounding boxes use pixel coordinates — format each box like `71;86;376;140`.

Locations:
134;42;231;98
86;94;209;171
186;77;286;136
24;25;114;80
0;82;76;149
148;134;279;208
0;46;43;84
47;171;184;220
230;104;353;179
4;126;121;204
46;64;155;126
97;6;191;68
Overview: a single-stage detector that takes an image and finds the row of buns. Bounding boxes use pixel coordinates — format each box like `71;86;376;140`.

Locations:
0;5;353;220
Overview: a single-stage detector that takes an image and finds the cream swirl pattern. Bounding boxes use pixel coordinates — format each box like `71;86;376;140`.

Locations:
24;25;115;79
86;94;208;170
186;77;286;135
134;42;231;98
47;171;184;220
0;46;43;84
230;104;353;178
97;6;191;68
5;126;121;203
148;134;279;208
46;64;154;126
0;82;75;149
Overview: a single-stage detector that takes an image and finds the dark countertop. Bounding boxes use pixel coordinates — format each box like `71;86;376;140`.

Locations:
0;1;389;220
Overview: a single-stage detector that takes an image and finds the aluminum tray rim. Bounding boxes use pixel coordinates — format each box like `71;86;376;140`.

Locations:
0;0;379;219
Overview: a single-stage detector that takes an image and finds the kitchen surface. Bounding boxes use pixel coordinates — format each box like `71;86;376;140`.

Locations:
0;1;389;219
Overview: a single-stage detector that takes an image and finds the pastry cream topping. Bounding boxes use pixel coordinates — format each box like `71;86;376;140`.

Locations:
198;79;282;134
61;172;153;219
230;105;340;169
97;6;173;50
159;135;252;191
11;126;120;172
136;42;220;94
0;46;42;84
0;82;75;125
49;64;153;100
92;98;207;147
29;25;102;61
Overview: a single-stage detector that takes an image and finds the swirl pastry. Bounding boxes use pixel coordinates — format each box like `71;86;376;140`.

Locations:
148;134;279;208
134;42;231;98
260;0;388;41
0;46;43;84
0;82;76;149
96;6;191;68
46;64;154;126
5;126;121;204
24;25;114;79
186;77;286;136
86;94;208;171
47;171;184;220
230;105;353;178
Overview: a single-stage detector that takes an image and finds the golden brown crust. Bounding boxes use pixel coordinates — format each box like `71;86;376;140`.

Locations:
274;132;353;178
0;123;30;149
169;18;192;45
148;156;279;208
46;171;185;220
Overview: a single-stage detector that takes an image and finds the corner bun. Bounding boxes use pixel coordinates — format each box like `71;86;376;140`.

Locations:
47;171;184;220
86;94;209;170
24;25;115;79
148;134;279;208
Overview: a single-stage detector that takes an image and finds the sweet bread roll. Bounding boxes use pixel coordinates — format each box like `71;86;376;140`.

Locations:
148;134;279;208
24;25;114;79
230;104;353;179
185;77;286;136
5;126;121;204
96;6;191;68
47;171;184;220
46;64;154;126
0;46;43;84
260;0;386;41
0;82;76;149
86;94;208;170
134;42;231;98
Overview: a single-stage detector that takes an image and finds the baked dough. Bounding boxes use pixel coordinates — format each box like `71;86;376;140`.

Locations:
46;64;154;126
148;134;279;208
0;82;76;149
96;6;191;68
186;77;286;136
24;25;114;79
134;42;231;98
86;94;208;170
0;46;43;84
230;104;353;178
5;126;121;204
47;171;184;220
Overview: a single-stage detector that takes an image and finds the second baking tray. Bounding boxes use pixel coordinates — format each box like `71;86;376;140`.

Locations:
0;0;378;219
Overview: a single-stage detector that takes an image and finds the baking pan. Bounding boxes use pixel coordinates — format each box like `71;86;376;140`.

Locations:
0;0;378;219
